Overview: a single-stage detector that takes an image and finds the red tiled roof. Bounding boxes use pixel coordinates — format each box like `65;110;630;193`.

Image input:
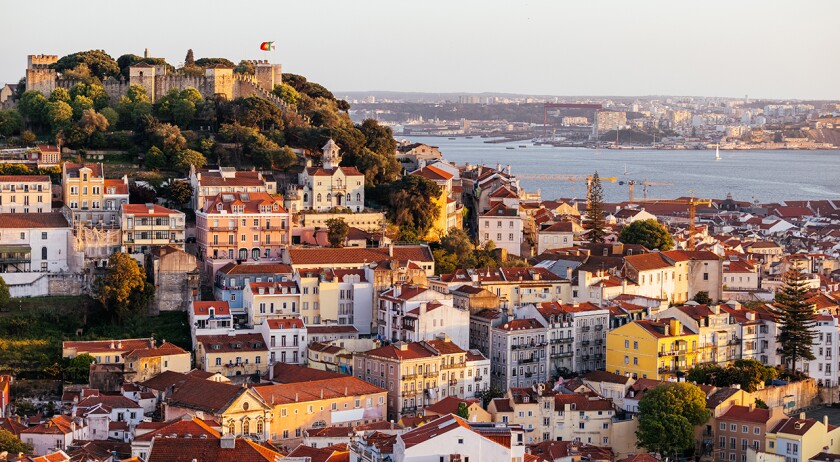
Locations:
719;405;775;424
193;301;231;316
64;162;102;177
307;325;359;335
0;212;69;229
270;363;347;383
288;246;433;266
203;191;285;214
133;417;220;442
253;376;385;405
121;203;181;216
266;318;305;329
196;333;266;353
624;253;672;271
147;437;280;462
197;170;265;187
496;319;544;332
104;179;128;194
167;378;248;414
217;262;293;275
412;164;453;181
423;396;480;416
63;338;154;354
554;394;614;411
0;175;50;182
770;417;818;436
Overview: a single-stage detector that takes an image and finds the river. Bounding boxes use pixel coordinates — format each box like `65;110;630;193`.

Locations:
411;136;840;204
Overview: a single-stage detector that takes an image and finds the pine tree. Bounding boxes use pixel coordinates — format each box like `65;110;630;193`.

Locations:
585;171;606;243
185;49;195;67
772;268;816;372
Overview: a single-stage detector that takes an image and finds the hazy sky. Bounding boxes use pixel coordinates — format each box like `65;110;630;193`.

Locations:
2;0;837;99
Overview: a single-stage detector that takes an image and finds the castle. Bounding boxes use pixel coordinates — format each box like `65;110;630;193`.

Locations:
24;51;286;108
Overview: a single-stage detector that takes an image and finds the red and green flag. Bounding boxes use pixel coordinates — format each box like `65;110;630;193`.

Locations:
259;41;275;51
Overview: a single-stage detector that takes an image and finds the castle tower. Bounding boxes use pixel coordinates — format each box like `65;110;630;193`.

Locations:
254;61;275;92
322;139;341;169
204;65;233;100
129;63;156;102
25;54;58;96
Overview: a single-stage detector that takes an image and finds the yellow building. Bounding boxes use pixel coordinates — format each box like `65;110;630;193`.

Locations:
252;372;387;445
62;162;129;226
606;318;699;381
195;333;269;378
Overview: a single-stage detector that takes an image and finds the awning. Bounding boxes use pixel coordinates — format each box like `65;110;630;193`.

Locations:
0;245;31;254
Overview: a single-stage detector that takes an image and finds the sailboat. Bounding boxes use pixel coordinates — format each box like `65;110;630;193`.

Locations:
715;144;721;161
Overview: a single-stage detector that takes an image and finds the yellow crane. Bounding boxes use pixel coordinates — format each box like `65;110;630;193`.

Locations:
627;180;674;202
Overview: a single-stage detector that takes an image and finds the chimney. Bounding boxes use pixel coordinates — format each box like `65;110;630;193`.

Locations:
748;403;755;412
825;416;829;428
669;319;681;336
800;412;806;420
220;434;235;449
388;243;394;257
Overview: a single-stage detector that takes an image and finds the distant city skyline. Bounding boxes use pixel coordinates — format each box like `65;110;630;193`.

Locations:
1;0;838;100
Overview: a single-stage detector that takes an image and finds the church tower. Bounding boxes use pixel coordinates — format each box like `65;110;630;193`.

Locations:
322;139;341;169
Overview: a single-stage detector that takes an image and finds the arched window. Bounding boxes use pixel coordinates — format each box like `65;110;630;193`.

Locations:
228;420;235;435
303;193;308;202
256;418;264;435
356;193;361;202
239;248;247;260
41;247;47;260
316;193;321;202
242;418;250;435
252;248;260;260
326;193;331;202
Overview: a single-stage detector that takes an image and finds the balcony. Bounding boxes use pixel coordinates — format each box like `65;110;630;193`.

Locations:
209;226;236;232
594;339;604;346
581;340;590;347
658;349;687;357
552;351;573;358
581;355;590;361
449;379;457;386
581;326;591;332
441;362;461;370
595;325;603;331
518;357;537;364
658;367;676;374
474;376;483;382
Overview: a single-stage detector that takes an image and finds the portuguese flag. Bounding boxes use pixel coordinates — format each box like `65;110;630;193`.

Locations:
259;41;275;51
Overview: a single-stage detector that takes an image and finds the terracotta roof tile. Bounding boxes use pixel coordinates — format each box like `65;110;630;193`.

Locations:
0;212;69;228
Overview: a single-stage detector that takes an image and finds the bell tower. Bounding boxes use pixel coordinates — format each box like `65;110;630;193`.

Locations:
322;139;341;169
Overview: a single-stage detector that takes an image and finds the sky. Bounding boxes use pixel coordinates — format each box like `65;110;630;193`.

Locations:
1;0;838;100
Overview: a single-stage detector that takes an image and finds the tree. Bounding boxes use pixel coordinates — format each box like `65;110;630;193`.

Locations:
129;183;157;204
584;172;606;243
0;110;24;137
0;429;33;454
477;387;504;407
194;57;235;68
95;252;150;321
235;60;255;75
150;123;187;155
46;100;73;132
144;146;166;171
64;353;95;384
70;95;94;119
48;87;71;104
185;49;195;67
386;175;441;241
272;84;300;107
161;180;193;207
636;382;711;458
685;359;778;392
325;218;349;248
693;291;712;305
619;219;674;250
78;109;109;136
175;149;207;171
20;130;37;146
772;268;817;372
18;91;48;128
0;276;9;311
457;402;471;420
52;50;121;80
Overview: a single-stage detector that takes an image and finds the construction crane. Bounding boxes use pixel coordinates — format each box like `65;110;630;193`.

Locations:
625;197;713;250
516;174;617;198
543;103;603;139
626;180;674;202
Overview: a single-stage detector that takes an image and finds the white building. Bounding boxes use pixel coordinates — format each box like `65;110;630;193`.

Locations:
296;267;374;335
378;285;468;349
0;212;73;296
258;317;307;365
465;350;491;398
72;394;144;441
189;301;234;347
294;139;365;212
478;204;524;257
243;281;301;326
393;414;525;462
804;314;839;387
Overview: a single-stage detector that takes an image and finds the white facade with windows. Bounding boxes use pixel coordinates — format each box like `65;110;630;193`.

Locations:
478;204;524;257
0;175;52;213
0;212;71;276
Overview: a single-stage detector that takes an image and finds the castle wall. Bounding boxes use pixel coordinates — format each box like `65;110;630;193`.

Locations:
154;75;211;102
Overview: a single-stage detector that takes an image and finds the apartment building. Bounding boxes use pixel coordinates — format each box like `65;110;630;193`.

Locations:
62;163;128;225
803;315;839;387
258;318;307;365
392;414;526;462
655;303;741;365
296;267;374;335
490;319;549;392
0;175;52;213
212;262;294;315
195;192;291;275
120;203;186;254
606;318;700;380
243;281;301;326
354;339;470;420
478;203;525;257
712;404;786;462
194;333;269;378
189;165;271;211
377;284;467;349
765;415;840;462
433;267;571;310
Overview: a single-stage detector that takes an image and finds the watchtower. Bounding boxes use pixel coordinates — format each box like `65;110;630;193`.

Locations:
254;60;283;92
322;139;341;169
204;65;234;100
129;63;156;102
25;54;58;96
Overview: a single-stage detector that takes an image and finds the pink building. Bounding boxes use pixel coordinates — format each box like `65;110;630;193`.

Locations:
196;192;291;276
